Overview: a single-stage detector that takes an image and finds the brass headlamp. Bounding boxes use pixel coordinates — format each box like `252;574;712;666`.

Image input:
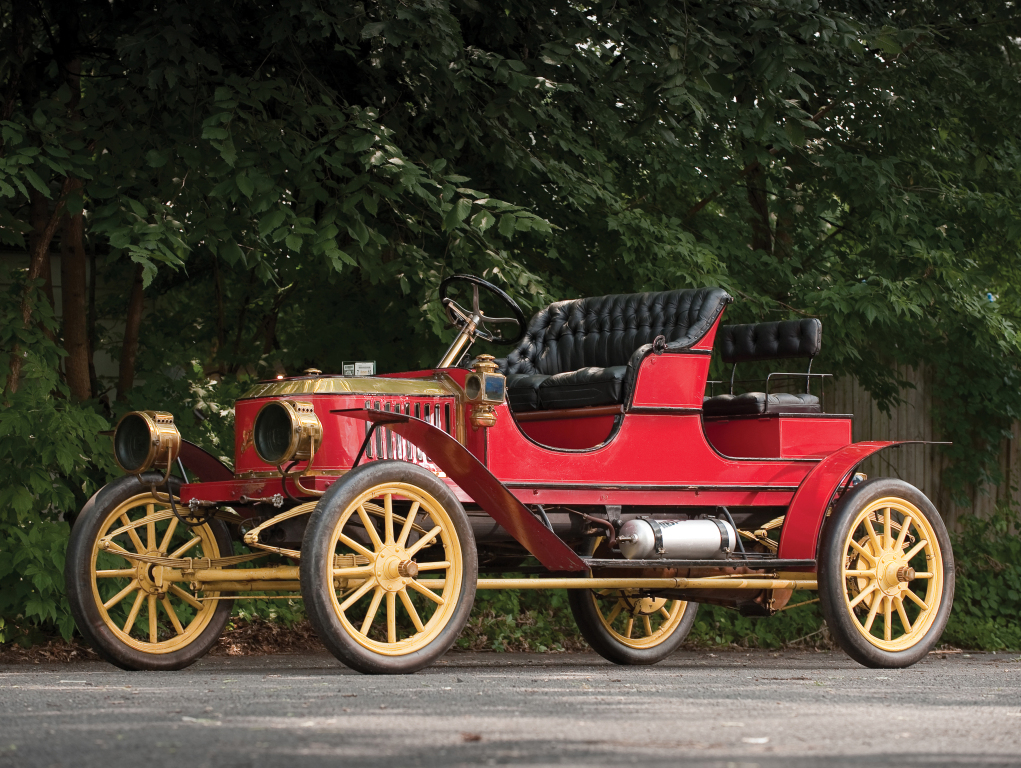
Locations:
113;411;182;479
253;400;323;466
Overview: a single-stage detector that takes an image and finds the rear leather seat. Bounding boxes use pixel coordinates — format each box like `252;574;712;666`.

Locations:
497;287;732;411
702;318;823;417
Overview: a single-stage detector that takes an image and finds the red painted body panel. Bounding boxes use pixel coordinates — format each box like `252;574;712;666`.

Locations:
516;414;617;449
703;416;852;459
342;409;586;572
630;353;711;408
776;441;897;560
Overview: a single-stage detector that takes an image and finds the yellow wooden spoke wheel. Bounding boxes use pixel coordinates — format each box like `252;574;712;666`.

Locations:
819;478;953;669
301;461;477;674
65;476;233;670
568;537;698;665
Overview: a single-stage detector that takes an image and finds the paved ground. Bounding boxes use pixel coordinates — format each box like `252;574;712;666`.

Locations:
1;650;1019;768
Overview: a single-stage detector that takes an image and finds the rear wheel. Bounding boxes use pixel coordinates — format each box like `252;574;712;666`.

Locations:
568;536;697;665
569;587;697;665
300;461;477;674
64;474;233;670
818;477;954;668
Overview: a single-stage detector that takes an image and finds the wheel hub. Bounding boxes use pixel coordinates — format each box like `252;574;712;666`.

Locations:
374;544;415;593
137;550;166;596
876;552;912;596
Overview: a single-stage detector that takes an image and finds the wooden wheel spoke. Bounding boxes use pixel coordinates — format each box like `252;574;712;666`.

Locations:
883;595;893;641
415;561;450;572
642;615;653;637
161;594;185;635
356;505;384;551
159;517;179;554
399;588;424;632
605;602;624;624
120;514;147;554
337;533;374;559
894;596;912;634
903;539;929;562
849;539;876;564
864;517;882;556
624;618;634;639
104;579;140;610
332;565;374;579
847;582;877;609
146;504;157;551
903;588;929;611
96;569;136;580
168;536;202;560
383;494;394;545
659;607;672;621
360;587;384;635
912;572;934;579
396;502;420;547
844;569;876;578
169;584;204;611
123;590;145;634
883;508;892;551
386;591;397;644
863;590;883;633
340;577;378;612
894;515;913;552
148;594;159;643
407;578;444;605
406;526;442;557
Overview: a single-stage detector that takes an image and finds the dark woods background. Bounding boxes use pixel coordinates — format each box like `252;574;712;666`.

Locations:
2;0;1021;649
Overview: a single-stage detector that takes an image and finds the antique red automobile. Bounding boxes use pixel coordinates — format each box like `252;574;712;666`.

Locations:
65;277;954;673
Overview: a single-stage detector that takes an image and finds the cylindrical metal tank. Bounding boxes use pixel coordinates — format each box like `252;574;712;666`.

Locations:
616;517;738;560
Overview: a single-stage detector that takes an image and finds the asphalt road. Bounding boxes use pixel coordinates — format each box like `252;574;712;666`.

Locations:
1;650;1019;768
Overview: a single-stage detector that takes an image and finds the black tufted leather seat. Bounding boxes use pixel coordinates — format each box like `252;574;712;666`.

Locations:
703;319;823;417
497;287;732;411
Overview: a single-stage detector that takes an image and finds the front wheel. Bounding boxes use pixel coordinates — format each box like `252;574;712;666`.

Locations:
818;477;954;668
64;474;234;670
300;461;477;674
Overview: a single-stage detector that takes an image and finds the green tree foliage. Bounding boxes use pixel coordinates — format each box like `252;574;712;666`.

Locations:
2;0;1021;644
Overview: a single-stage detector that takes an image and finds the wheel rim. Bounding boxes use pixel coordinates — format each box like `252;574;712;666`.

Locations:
89;493;222;654
591;590;690;650
325;482;463;656
840;496;944;652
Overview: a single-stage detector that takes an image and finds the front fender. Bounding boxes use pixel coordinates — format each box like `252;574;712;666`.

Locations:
776;441;941;561
178;440;234;483
337;409;586;572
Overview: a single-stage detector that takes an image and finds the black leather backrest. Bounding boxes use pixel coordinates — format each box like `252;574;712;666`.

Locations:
502;287;731;376
718;318;822;364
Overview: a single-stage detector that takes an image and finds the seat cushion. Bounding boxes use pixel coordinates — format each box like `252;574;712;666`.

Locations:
537;366;627;410
506;373;549;412
703;391;821;417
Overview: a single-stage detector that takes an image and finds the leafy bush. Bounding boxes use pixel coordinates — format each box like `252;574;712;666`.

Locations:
943;504;1021;651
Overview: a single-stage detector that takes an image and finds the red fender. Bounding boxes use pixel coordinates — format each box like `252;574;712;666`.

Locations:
178;440;234;483
338;409;586;572
776;441;939;561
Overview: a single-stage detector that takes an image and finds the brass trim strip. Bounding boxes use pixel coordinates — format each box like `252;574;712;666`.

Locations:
239;376;455;400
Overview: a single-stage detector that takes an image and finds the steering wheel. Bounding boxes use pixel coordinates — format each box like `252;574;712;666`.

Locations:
439;275;526;346
437;275;527;368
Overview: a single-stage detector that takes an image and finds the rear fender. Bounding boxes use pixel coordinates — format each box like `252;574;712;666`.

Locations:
776;441;938;560
337;409;586;572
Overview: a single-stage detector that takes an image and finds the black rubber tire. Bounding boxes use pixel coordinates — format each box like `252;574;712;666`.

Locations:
64;473;234;671
818;477;955;669
300;461;478;674
568;588;698;665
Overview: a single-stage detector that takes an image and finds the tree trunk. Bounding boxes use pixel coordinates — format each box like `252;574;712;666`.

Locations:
117;263;145;401
29;189;56;314
87;239;99;397
5;177;73;395
61;210;92;400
